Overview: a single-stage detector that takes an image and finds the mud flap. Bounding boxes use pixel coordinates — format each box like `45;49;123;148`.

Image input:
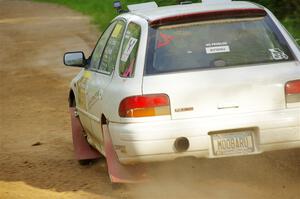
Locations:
103;124;147;183
70;107;101;160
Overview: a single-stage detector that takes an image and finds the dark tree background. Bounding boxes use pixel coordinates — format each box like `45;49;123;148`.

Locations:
141;0;300;38
245;0;300;39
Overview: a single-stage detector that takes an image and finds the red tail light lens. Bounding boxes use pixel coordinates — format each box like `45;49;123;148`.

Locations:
285;80;300;94
285;80;300;104
119;94;171;117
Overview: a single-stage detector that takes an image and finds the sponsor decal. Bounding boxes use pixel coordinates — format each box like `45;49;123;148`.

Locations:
121;37;138;62
269;48;288;60
205;42;230;54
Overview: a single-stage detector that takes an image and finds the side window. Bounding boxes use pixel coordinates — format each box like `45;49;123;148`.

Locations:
98;20;126;74
89;21;117;70
119;23;141;78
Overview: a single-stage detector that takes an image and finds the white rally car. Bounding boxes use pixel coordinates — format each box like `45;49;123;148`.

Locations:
64;0;300;182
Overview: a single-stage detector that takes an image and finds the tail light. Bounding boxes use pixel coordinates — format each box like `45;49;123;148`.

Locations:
119;94;171;117
285;80;300;104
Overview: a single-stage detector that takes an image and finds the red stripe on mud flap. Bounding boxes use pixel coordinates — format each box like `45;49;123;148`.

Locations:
69;107;101;160
103;124;147;183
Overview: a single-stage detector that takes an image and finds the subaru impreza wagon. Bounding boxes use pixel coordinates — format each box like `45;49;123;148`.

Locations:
64;0;300;182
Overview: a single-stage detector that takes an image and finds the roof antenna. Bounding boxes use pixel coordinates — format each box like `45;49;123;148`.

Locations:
113;1;126;14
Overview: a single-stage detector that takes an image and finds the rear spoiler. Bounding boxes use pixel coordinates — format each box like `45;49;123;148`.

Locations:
149;8;267;27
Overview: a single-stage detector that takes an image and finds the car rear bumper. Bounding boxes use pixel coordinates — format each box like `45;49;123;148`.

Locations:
109;108;300;164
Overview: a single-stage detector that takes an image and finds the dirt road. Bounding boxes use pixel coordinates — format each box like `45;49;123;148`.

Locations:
0;0;299;199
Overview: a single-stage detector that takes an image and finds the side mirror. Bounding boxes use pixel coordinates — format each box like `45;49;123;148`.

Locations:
63;51;86;67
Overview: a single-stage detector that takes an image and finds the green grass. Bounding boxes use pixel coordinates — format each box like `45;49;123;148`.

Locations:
33;0;299;44
33;0;120;30
32;0;179;30
31;0;195;30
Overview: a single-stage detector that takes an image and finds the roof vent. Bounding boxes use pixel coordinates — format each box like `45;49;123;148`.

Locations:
202;0;232;4
128;2;158;12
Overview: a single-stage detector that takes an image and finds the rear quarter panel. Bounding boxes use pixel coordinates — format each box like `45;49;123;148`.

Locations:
102;16;150;123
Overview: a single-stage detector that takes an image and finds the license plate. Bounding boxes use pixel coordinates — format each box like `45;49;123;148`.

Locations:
211;131;255;156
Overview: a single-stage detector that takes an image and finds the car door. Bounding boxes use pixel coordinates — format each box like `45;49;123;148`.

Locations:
77;21;117;135
86;19;126;148
76;70;93;135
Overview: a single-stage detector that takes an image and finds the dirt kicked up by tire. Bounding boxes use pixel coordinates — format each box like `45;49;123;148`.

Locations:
0;0;300;199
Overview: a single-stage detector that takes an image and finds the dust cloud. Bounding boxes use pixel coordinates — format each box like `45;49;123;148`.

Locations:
126;151;300;199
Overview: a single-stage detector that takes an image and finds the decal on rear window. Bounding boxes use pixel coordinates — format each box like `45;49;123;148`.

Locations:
119;22;141;78
157;33;175;48
121;37;138;62
205;42;230;54
268;48;289;60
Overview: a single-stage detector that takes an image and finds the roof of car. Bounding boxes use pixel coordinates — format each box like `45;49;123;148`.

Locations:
129;1;262;22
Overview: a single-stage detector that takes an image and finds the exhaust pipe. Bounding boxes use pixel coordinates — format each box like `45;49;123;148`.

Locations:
174;137;189;152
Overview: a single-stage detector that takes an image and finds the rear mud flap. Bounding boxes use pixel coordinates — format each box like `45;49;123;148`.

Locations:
70;107;101;160
103;125;147;183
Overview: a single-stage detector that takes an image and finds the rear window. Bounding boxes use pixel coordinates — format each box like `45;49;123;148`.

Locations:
145;16;295;75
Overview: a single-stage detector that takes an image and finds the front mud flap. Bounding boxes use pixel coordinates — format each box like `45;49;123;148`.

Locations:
70;107;101;160
103;125;147;183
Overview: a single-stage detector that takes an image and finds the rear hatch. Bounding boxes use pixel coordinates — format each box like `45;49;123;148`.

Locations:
143;10;299;119
143;62;299;120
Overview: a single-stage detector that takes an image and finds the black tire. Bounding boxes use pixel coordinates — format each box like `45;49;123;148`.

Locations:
78;158;99;165
78;159;92;165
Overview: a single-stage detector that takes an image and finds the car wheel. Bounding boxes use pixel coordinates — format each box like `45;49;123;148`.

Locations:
78;159;92;165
